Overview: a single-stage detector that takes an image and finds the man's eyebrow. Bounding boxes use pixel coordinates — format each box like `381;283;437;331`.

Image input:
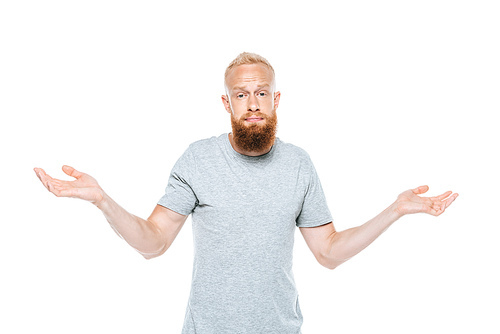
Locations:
231;86;248;92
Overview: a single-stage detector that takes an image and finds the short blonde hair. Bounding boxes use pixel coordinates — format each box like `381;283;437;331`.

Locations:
224;52;275;87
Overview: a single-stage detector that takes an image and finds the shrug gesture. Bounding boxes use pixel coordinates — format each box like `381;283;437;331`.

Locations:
34;165;458;264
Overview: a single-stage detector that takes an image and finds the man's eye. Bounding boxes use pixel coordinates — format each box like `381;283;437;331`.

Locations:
237;94;245;98
258;92;267;97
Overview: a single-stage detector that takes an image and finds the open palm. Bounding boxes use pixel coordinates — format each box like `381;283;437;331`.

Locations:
34;165;104;204
395;185;458;217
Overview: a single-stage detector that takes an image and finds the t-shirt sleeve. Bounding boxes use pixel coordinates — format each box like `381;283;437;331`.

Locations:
295;157;333;228
157;147;198;216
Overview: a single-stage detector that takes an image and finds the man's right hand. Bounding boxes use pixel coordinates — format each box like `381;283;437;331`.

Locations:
34;165;105;205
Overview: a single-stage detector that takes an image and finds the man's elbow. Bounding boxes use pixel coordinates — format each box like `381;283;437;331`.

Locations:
138;245;168;260
319;258;338;270
318;253;345;270
142;253;159;260
322;262;338;270
316;230;341;270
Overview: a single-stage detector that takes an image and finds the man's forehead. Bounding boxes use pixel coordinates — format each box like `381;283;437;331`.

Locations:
226;64;274;88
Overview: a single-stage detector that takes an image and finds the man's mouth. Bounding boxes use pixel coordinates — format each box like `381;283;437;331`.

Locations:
245;116;264;122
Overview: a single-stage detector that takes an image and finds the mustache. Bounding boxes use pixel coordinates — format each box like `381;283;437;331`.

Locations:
239;111;269;120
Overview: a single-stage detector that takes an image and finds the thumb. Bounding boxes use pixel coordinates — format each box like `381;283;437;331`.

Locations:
62;165;83;179
412;185;429;195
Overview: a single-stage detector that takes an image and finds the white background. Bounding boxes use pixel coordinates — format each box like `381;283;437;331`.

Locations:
1;1;499;333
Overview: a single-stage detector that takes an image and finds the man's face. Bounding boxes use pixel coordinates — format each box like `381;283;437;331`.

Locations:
222;63;280;125
222;64;281;154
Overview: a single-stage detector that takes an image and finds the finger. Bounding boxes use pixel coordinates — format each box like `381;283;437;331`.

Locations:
429;200;444;211
62;165;83;179
50;185;73;198
433;207;445;216
47;181;64;197
34;168;54;190
430;202;447;216
412;185;429;195
433;191;453;201
424;205;440;216
36;168;53;182
432;195;457;215
45;179;72;197
34;167;47;179
48;179;67;189
444;193;459;208
34;167;44;182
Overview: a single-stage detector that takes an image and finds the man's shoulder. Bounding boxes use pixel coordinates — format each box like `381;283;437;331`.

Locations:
186;134;225;151
276;138;312;161
178;134;227;163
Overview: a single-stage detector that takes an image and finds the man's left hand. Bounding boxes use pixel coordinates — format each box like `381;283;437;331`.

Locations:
394;185;458;217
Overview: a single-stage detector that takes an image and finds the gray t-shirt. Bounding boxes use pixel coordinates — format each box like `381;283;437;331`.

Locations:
158;133;332;333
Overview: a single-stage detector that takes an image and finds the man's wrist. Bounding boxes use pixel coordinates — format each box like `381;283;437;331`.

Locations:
388;201;405;221
94;191;110;210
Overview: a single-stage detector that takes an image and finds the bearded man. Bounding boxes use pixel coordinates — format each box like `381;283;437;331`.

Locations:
34;52;458;333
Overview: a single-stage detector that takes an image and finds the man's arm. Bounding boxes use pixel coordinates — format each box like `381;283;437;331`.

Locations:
300;186;458;270
34;165;188;259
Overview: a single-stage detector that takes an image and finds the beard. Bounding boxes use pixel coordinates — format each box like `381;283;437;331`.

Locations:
231;111;278;154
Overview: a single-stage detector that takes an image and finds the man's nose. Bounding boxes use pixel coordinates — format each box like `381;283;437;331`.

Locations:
247;95;260;111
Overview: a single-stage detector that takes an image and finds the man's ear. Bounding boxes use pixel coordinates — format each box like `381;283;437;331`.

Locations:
221;94;232;114
274;91;281;109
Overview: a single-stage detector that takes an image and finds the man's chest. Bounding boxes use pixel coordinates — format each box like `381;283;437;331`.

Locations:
188;162;309;240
